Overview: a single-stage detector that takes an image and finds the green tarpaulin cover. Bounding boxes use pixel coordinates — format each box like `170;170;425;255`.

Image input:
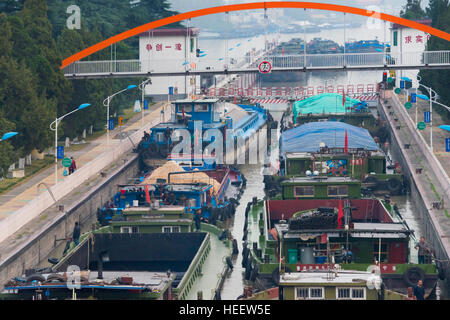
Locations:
293;93;361;123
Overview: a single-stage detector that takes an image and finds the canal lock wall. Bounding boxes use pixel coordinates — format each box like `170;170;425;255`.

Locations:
0;154;140;290
377;99;450;291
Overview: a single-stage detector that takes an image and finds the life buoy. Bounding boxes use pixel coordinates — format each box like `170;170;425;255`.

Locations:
403;267;426;287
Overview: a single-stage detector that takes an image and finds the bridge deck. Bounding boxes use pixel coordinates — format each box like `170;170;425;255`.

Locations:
62;51;450;79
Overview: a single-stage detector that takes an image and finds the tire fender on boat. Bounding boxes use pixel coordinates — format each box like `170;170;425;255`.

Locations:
403;267;426;287
387;178;402;195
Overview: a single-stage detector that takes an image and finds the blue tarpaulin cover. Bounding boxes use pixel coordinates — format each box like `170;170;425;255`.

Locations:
293;93;362;123
280;121;379;155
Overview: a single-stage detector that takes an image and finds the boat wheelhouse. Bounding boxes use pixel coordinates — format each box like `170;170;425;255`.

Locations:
265;121;405;198
137;98;268;166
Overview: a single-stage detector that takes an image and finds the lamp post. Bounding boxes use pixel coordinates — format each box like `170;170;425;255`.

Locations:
50;103;91;185
138;78;152;127
103;85;137;147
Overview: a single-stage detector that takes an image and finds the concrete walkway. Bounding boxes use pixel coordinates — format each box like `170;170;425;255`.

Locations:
397;94;450;177
0;102;168;221
381;91;450;257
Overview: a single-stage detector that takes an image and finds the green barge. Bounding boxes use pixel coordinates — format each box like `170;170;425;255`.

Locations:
240;198;441;300
1;205;233;300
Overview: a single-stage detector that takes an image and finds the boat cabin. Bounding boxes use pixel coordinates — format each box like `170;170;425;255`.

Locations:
281;176;362;199
279;270;383;300
267;199;411;265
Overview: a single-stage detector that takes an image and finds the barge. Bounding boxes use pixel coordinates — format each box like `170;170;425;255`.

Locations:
1;204;234;300
240;197;440;300
136;98;270;168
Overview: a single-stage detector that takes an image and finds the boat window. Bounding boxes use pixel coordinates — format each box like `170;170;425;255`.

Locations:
295;287;324;300
293;186;314;197
295;287;309;300
120;227;131;234
309;288;324;299
393;31;398;46
337;288;351;299
351;288;366;300
156;132;165;142
373;243;388;263
178;104;192;113
194;104;209;112
120;226;138;234
162;226;180;233
327;185;348;197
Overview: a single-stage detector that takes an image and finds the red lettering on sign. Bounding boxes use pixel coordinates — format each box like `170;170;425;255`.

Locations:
405;36;412;44
156;44;162;51
175;43;182;51
416;35;423;43
146;44;152;51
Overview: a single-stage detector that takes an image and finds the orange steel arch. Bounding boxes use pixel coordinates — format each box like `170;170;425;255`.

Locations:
60;1;450;69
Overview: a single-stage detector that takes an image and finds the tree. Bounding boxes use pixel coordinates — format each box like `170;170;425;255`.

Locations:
0;0;25;15
419;0;450;121
0;11;54;155
400;0;428;19
11;0;73;116
0;113;18;177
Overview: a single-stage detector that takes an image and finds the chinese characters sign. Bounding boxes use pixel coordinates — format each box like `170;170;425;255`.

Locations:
146;43;182;52
404;34;430;44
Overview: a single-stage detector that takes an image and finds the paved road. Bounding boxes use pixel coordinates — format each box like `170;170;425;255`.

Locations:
0;102;167;221
381;90;450;257
397;94;450;177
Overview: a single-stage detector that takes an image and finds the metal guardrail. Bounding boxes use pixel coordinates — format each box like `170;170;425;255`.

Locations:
62;51;450;77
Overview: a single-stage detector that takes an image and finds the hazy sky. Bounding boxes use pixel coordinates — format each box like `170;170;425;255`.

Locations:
167;0;427;15
166;0;427;32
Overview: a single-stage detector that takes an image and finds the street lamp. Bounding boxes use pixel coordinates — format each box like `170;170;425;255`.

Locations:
138;78;152;127
103;85;137;146
415;83;437;153
0;132;18;141
50;103;91;185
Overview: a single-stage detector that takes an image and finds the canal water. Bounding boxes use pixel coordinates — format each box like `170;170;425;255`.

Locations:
209;27;430;299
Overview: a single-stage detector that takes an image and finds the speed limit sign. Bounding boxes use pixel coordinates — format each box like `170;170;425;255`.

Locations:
258;60;272;74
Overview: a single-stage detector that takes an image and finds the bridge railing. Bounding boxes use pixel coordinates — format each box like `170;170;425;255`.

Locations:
424;50;450;64
61;51;450;75
63;60;141;75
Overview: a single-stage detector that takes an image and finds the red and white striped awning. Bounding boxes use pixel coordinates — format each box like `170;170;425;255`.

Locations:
351;93;379;101
250;99;289;104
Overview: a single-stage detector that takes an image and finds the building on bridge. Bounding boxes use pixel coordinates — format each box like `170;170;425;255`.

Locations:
138;27;201;100
390;19;431;87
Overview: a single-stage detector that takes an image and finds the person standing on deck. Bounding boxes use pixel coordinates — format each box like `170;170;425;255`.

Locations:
415;237;430;264
413;280;425;300
72;222;81;246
